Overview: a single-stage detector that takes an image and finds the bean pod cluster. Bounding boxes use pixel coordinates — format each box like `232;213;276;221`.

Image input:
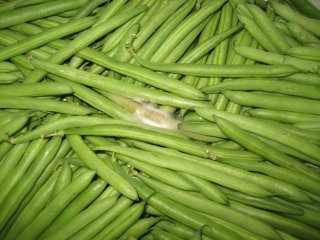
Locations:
0;0;320;239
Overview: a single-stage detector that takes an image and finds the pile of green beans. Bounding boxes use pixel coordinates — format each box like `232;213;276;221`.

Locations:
0;0;320;239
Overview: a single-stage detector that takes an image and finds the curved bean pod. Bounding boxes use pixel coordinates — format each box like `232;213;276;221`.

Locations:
286;46;320;62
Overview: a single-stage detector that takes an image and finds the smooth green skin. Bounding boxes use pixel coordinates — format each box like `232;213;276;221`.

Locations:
95;145;272;197
4;167;61;240
235;9;279;53
69;196;133;240
178;121;227;138
285;73;320;87
0;0;88;29
46;161;72;204
25;5;147;83
133;52;300;78
64;124;262;161
234;46;320;73
246;4;289;52
150;0;227;63
0;142;29;185
202;78;320;100
286;46;320;62
0;72;22;83
295;121;320;130
94;0;128;26
0;138;48;206
0;61;18;72
0;96;95;115
230;200;320;240
0;141;12;160
116;168;243;240
156;220;211;240
140;174;281;240
283;204;320;229
120;217;163;239
0;16;96;61
42;195;118;240
41;178;107;238
67;135;137;200
0;111;30;143
271;1;320;37
286;22;320;44
178;172;228;205
246;108;320;124
223;90;320;115
114;154;198;191
0;137;61;232
221;159;320;196
138;0;195;61
50;75;136;122
218;186;303;215
214;140;244;150
196;108;320;181
16;170;95;240
71;0;108;20
150;228;183;240
93;202;145;240
0;82;73;97
32;59;209;109
78;48;206;100
290;0;320;19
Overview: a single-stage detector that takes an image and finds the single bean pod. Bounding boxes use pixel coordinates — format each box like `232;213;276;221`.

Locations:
285;46;320;62
201;78;320;100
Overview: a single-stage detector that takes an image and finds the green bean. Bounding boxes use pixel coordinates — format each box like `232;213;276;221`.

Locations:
221;160;320;195
96;144;272;197
150;228;184;240
63;124;262;161
94;0;128;26
246;108;320;124
0;110;21;127
178;121;227;138
271;1;320;37
115;167;244;240
0;72;23;83
223;90;320;115
294;121;320;131
0;138;48;206
246;4;289;52
0;96;95;115
9;22;43;35
25;4;147;83
150;0;227;63
286;22;320;44
0;0;87;29
230;200;320;240
156;220;212;240
93;202;145;240
0;141;12;161
283;205;320;229
202;78;320;99
132;52;300;77
196;107;320;180
0;111;30;142
46;161;72;204
285;73;320;86
0;82;73;97
141;174;281;240
213;140;244;150
16;169;95;240
114;153;198;191
42;195;118;240
233;46;320;73
67;135;137;200
235;7;279;53
50;75;136;122
41;178;107;238
218;186;303;215
120;217;163;240
0;137;61;231
71;0;108;20
69;196;133;240
176;172;229;205
286;46;320;62
0;61;18;72
0;17;95;61
32;59;209;108
4;167;61;240
0;142;29;184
